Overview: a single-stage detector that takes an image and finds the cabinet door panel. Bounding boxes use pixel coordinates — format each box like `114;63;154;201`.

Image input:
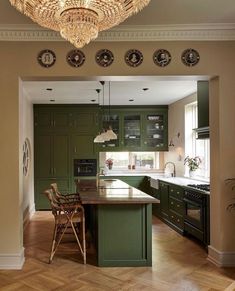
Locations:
53;111;71;130
35;134;52;177
73;112;97;133
72;134;95;157
34;111;52;129
160;182;169;219
53;135;70;177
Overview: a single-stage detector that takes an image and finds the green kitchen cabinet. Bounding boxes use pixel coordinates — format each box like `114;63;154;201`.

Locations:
159;181;170;220
71;108;98;134
168;184;184;233
123;114;141;149
142;110;168;151
98;106;168;151
34;107;72;131
71;134;96;158
34;133;70;209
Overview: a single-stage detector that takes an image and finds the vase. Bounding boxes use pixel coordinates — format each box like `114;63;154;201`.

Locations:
108;164;113;170
189;170;196;178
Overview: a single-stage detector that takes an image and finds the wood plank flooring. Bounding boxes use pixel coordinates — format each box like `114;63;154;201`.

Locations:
0;212;235;290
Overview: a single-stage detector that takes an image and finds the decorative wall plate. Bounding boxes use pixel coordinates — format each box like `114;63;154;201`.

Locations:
23;138;30;176
181;48;200;67
125;49;143;67
95;49;114;67
67;49;85;67
37;49;56;68
153;49;171;67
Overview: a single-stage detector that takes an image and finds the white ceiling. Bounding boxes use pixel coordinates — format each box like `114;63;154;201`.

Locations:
23;80;197;105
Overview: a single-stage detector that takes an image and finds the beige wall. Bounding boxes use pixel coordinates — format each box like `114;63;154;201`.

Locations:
165;92;197;177
20;85;35;227
0;40;235;267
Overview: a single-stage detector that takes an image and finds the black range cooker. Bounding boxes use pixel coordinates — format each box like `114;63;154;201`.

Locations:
183;184;210;246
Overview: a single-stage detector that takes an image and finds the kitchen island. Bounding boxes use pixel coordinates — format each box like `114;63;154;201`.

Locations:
77;179;159;267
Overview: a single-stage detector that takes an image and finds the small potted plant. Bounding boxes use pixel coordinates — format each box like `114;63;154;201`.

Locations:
105;158;113;170
184;156;201;177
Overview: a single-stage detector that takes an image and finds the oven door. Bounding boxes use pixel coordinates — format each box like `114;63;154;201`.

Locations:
183;198;204;230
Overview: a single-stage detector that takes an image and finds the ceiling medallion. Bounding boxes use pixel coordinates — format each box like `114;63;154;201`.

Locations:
153;49;172;67
95;49;114;67
125;49;143;67
181;48;200;67
37;49;56;68
9;1;150;48
67;49;85;68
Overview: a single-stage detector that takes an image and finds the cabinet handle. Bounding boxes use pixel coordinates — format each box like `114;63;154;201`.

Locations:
74;147;77;153
177;219;180;222
171;215;174;219
171;189;173;192
177;204;180;208
144;141;147;145
171;202;174;205
53;120;56;126
177;191;180;194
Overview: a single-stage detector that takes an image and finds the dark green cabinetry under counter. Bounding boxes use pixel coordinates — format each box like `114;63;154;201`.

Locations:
158;181;184;234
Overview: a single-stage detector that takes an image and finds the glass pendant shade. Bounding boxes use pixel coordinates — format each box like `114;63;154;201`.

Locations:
9;0;150;48
106;127;117;140
93;133;104;143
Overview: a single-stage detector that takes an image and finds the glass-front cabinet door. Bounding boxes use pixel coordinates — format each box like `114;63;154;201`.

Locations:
143;112;168;150
123;114;141;148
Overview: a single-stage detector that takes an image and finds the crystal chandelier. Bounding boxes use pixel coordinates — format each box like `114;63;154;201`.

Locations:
9;0;151;48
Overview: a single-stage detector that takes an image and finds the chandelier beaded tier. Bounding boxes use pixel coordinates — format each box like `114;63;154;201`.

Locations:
9;0;150;48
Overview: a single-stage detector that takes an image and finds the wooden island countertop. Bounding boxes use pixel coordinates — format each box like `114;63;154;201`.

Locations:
78;179;159;205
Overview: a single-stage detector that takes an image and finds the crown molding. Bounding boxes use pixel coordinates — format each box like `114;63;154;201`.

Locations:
0;23;235;42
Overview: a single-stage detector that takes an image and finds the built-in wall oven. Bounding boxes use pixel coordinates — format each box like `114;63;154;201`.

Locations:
74;159;97;176
183;184;210;246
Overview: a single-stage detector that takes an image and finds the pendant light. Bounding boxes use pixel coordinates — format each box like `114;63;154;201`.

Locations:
93;87;105;143
105;82;117;140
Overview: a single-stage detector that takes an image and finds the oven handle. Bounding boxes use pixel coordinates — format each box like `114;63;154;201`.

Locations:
183;197;201;206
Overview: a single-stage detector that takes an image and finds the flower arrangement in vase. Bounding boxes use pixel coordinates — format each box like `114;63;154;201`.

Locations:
184;156;201;177
105;158;113;170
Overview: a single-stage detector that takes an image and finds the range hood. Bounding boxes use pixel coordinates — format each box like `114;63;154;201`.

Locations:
194;126;209;139
195;81;209;139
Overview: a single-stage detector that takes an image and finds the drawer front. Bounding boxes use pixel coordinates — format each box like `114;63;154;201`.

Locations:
169;185;184;199
169;211;184;229
169;197;184;215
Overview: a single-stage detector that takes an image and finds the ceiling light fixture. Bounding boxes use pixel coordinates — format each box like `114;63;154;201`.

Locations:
9;0;150;48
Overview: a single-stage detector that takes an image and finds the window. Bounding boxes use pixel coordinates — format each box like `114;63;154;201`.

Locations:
101;152;160;170
185;102;210;179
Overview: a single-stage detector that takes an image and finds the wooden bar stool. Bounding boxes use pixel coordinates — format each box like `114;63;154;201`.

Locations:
44;189;86;264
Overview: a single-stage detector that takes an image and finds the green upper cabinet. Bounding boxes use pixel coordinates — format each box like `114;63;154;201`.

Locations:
98;106;168;151
123;114;141;149
71;108;98;134
142;110;168;151
34;107;72;131
71;134;95;158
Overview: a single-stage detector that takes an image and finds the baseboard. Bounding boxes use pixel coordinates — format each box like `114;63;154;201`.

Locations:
0;248;25;270
23;204;35;230
208;245;235;267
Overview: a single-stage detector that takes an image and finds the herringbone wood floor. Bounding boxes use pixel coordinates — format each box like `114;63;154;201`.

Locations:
0;212;235;290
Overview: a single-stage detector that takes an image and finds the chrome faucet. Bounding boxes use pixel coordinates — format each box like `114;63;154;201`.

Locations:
164;162;176;177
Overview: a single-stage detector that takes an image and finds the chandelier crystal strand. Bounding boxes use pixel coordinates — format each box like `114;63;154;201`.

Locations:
9;0;151;48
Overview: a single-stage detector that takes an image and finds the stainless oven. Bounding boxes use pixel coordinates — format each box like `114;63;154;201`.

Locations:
74;159;97;176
